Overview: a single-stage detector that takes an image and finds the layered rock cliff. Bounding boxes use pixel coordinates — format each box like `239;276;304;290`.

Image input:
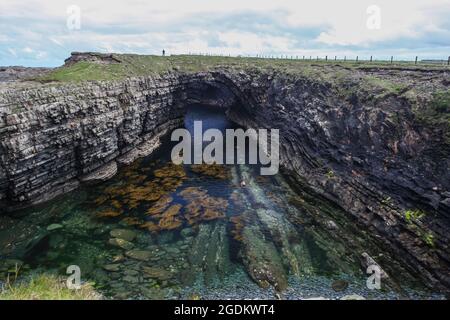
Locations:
0;55;449;291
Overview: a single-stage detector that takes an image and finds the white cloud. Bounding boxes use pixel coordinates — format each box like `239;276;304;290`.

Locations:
7;48;17;57
0;0;449;66
2;0;448;34
0;35;11;42
50;37;64;47
307;0;442;45
35;51;48;59
217;32;295;54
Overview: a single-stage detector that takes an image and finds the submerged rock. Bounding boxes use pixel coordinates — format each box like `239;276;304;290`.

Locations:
108;238;134;250
111;254;125;263
142;266;173;281
125;249;153;261
239;225;288;292
331;280;349;292
186;222;233;286
325;220;338;230
122;275;140;284
103;264;121;272
46;224;63;231
180;227;195;238
109;229;137;242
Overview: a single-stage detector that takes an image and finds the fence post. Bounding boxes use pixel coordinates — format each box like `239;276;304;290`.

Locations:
415;56;418;65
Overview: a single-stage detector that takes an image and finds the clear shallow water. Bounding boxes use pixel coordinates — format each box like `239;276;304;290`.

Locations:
0;105;443;300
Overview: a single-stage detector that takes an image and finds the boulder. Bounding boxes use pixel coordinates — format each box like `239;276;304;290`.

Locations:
125;249;153;261
109;229;137;242
108;238;134;250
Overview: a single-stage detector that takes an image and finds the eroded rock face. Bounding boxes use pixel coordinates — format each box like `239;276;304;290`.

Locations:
64;52;121;66
0;65;449;291
0;66;52;82
0;75;187;206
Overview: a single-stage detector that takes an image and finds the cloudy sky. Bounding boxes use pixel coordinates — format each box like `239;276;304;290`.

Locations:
1;0;449;67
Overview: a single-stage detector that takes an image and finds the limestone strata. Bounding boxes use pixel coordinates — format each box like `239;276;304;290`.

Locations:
0;75;186;206
64;52;121;66
80;161;117;183
0;65;449;291
116;118;182;166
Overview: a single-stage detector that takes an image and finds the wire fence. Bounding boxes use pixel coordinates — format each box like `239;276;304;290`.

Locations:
185;52;450;66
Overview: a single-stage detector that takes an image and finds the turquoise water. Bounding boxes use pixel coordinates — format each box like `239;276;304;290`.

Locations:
0;105;442;299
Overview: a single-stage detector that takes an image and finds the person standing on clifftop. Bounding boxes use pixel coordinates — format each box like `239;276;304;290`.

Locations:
162;49;165;56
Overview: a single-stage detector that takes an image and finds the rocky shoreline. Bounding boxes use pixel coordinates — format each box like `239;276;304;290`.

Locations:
0;58;449;293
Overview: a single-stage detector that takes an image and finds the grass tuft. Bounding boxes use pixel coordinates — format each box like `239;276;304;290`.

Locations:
414;90;450;144
0;273;102;300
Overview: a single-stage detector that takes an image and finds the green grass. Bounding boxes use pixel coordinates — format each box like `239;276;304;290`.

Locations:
422;232;435;247
403;209;437;248
413;90;450;143
39;54;174;82
0;274;101;300
404;209;426;222
41;61;127;81
36;53;449;83
430;90;450;113
365;77;408;95
325;169;335;179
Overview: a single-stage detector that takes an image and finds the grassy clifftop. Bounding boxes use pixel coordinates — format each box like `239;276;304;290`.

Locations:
38;53;449;82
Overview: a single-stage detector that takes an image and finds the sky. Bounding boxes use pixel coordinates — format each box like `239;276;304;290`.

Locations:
1;0;449;67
